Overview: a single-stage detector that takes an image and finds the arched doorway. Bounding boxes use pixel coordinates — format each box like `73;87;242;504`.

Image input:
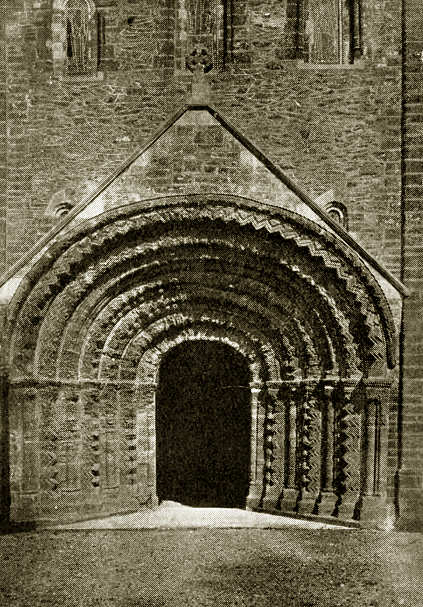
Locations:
156;340;252;508
3;195;398;525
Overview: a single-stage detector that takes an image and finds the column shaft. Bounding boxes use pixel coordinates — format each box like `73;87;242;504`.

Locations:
261;388;285;510
279;385;299;512
317;383;337;516
246;386;264;509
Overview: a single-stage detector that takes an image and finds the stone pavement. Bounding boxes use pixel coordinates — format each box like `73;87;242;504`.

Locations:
51;501;350;530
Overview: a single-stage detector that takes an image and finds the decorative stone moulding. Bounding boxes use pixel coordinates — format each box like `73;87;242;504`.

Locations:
185;47;213;73
2;195;398;526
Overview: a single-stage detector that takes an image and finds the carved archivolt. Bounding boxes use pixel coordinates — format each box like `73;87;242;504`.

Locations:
7;196;395;380
4;195;398;524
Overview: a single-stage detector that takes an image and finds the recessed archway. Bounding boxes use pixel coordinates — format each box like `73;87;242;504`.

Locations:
156;340;252;508
3;194;398;525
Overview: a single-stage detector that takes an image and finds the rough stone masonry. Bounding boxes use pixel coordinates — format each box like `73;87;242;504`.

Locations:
0;0;421;531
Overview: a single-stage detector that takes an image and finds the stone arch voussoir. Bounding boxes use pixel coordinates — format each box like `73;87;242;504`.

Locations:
7;196;396;384
137;324;268;387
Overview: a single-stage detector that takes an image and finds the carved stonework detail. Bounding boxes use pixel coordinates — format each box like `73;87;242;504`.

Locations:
118;388;137;487
61;389;82;492
90;425;100;488
100;385;120;489
39;387;60;497
307;392;322;494
263;400;275;489
295;383;321;513
270;392;285;501
261;387;284;507
81;387;101;492
8;200;396;382
5;197;397;523
246;386;265;509
123;411;137;486
334;385;361;500
284;386;298;491
186;47;213;73
299;388;312;492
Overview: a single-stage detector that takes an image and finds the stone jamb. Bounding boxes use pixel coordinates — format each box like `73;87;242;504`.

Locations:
133;327;274;510
355;379;394;527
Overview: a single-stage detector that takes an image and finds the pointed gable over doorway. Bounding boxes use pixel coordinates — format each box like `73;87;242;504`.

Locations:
0;102;407;304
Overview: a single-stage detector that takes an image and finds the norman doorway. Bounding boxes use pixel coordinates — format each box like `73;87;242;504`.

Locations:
156;340;252;508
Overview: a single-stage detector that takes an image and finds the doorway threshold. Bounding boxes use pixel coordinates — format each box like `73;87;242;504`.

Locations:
45;502;352;530
253;507;361;529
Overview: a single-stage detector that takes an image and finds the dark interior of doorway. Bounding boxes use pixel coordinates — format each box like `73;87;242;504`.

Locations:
156;340;251;508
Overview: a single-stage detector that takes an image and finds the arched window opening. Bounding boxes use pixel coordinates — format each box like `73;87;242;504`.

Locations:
52;0;104;77
282;0;362;64
304;0;342;64
176;0;231;72
65;0;94;75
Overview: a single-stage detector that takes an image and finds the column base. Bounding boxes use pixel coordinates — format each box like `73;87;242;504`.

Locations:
315;491;337;516
355;495;393;529
149;494;159;509
396;469;423;531
278;488;299;513
334;494;358;520
261;487;283;511
296;491;319;515
246;484;263;510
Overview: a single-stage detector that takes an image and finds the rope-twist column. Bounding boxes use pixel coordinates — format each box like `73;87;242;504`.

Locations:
261;386;285;510
297;382;321;514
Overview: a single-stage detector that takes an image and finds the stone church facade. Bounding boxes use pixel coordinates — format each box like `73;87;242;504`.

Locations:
0;0;422;530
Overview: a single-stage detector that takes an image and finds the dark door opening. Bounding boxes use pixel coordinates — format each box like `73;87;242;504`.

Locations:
156;340;251;508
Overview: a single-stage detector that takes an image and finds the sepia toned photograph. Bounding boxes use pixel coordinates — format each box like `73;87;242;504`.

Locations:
0;0;422;605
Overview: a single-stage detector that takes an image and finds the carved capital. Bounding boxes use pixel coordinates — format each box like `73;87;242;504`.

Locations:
364;381;391;402
266;387;280;400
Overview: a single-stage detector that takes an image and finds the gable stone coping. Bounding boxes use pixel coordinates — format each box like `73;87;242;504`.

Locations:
0;103;409;300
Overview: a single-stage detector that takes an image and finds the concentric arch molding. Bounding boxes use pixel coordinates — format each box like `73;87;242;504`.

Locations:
5;194;398;379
